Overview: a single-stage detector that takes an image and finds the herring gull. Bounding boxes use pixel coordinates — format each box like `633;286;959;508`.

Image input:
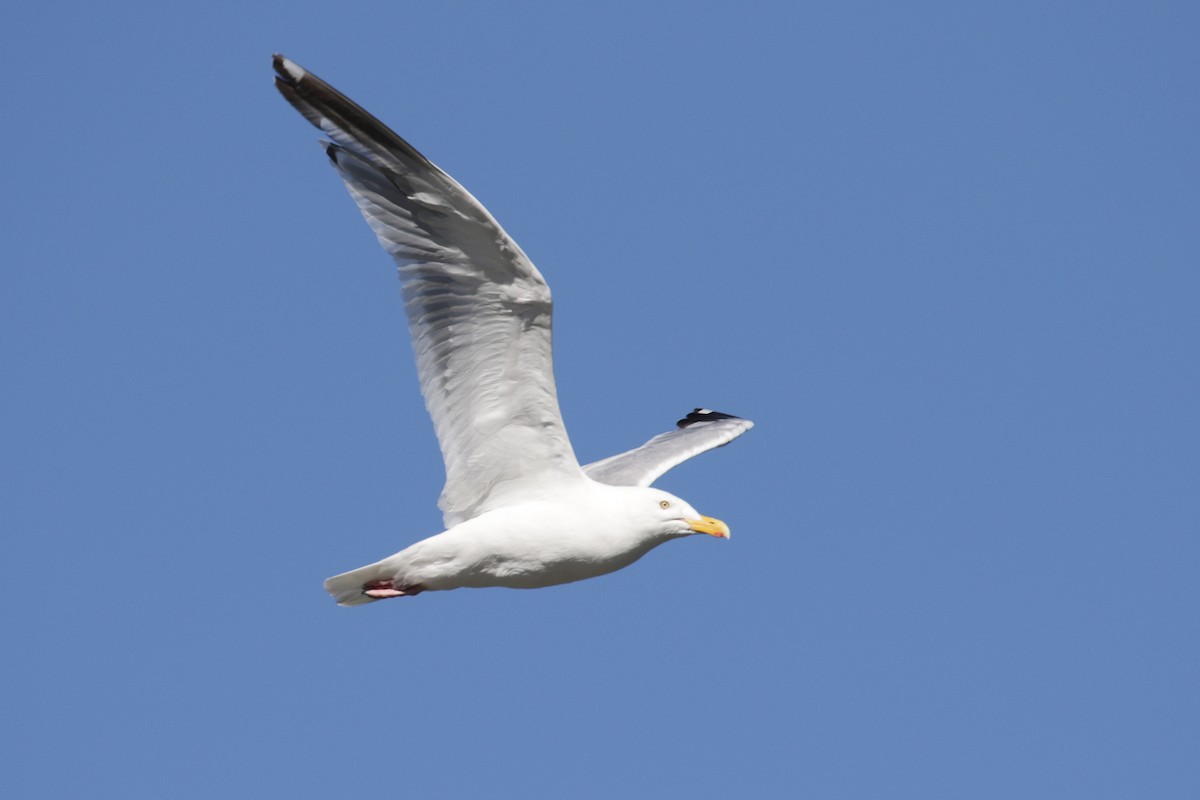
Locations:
273;55;754;605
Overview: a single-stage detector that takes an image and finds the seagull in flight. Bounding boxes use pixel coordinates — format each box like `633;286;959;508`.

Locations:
273;55;753;605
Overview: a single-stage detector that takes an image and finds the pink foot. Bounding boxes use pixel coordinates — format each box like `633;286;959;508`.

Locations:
362;579;423;599
362;588;404;598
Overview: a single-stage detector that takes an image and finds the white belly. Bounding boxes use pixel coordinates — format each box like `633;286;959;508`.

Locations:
387;501;666;591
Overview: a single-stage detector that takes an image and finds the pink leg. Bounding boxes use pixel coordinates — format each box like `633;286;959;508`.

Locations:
362;578;423;599
364;587;406;598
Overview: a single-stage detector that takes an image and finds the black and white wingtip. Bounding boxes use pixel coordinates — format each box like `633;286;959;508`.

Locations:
676;408;749;429
272;53;437;174
272;53;305;85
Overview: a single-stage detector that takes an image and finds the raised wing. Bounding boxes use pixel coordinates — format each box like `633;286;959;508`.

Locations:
274;55;584;527
583;409;754;487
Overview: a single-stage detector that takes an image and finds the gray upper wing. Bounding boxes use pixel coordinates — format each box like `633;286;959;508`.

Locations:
583;409;754;487
274;55;584;527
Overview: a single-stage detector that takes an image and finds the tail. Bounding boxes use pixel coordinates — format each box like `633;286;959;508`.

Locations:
323;559;406;607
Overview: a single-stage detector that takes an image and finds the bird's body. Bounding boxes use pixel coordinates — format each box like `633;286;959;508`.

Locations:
325;483;709;604
274;55;753;605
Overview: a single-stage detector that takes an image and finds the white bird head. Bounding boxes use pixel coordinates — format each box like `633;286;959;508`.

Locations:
613;485;731;541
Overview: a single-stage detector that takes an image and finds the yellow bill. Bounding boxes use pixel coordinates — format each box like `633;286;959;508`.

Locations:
686;515;731;539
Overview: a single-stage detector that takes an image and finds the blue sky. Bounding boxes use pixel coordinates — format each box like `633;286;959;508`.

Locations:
3;1;1197;797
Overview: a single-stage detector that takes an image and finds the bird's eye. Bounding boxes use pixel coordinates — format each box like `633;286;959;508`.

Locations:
659;500;671;509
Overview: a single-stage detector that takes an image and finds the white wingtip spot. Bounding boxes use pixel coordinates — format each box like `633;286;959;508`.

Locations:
277;56;306;82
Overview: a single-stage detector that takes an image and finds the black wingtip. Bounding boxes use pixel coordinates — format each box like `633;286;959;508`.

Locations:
272;54;302;102
272;53;297;84
271;55;439;173
676;408;742;428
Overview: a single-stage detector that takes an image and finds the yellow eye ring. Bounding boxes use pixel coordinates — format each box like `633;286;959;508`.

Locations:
659;500;671;509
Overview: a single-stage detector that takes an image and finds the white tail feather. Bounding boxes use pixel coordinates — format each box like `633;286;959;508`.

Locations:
323;560;394;606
